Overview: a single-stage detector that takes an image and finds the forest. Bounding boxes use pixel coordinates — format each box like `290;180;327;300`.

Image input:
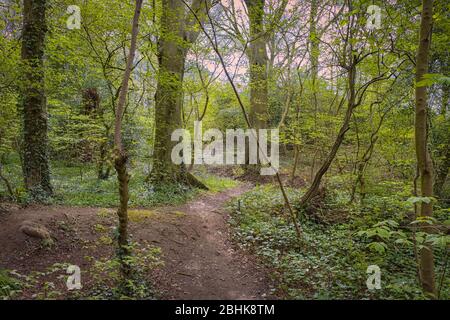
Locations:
0;0;449;303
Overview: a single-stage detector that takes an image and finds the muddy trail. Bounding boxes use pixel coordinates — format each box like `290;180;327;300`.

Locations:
0;185;275;299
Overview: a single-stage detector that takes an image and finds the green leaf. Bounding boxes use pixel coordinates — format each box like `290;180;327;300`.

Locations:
367;242;387;254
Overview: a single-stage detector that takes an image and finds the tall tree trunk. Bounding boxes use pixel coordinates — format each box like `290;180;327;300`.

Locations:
309;0;319;113
150;0;209;188
151;0;188;185
81;88;100;164
20;0;52;199
415;0;436;297
245;0;268;130
113;0;143;276
433;84;449;198
308;0;321;174
243;0;268;174
433;131;449;199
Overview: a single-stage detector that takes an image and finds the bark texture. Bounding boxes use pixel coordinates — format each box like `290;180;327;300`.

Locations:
150;0;209;186
245;0;268;130
414;0;436;297
433;84;449;198
309;0;319;114
113;0;143;276
243;0;268;174
21;0;52;198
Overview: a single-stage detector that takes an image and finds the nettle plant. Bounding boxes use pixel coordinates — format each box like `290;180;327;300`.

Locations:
356;197;449;255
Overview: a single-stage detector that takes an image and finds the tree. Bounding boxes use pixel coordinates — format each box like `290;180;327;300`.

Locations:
308;0;319;116
20;0;52;198
414;0;436;297
113;0;143;276
242;0;288;173
149;0;210;188
244;0;268;131
300;0;398;205
430;0;450;199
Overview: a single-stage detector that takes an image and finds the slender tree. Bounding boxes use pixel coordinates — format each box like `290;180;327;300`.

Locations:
114;0;143;276
414;0;436;297
300;1;390;205
20;0;52;198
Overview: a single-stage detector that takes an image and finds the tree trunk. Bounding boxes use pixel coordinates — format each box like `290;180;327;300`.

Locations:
20;0;52;199
0;164;14;198
113;0;143;277
309;0;319;117
414;0;436;297
433;133;449;198
150;0;209;187
243;0;268;174
291;145;300;184
349;136;377;204
245;0;268;130
350;101;391;204
151;0;188;185
433;84;449;198
97;141;111;180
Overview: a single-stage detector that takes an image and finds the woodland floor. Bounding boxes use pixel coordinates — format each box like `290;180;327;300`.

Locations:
0;184;276;299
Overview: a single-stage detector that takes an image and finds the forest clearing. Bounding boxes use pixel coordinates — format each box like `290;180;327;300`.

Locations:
0;0;449;309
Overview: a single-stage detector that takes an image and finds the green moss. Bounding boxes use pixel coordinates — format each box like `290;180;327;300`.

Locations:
128;209;157;222
97;235;113;245
93;223;108;233
170;210;186;217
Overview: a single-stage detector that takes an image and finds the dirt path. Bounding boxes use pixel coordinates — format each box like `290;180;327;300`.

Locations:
147;184;273;299
0;185;274;299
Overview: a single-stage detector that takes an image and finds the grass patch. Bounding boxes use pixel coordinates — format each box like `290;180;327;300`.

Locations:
194;168;239;193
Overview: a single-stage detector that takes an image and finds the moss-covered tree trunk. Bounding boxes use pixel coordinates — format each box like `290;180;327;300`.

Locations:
433;129;449;199
113;0;143;276
433;84;449;198
245;0;268;130
414;0;436;297
20;0;52;198
243;0;268;174
151;0;188;185
149;0;209;188
309;0;319;110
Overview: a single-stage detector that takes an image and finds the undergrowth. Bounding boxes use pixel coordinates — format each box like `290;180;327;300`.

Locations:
0;159;237;207
228;183;449;300
0;243;163;300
